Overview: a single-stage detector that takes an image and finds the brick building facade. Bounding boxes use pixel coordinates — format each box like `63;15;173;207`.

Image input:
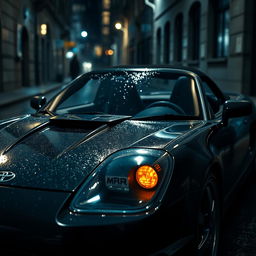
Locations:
0;0;70;93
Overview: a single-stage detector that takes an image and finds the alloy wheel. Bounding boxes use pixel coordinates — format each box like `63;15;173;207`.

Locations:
197;176;220;256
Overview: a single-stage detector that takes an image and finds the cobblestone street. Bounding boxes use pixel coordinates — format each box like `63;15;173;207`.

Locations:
221;171;256;255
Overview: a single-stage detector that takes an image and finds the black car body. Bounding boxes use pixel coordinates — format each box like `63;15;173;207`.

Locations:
0;66;255;255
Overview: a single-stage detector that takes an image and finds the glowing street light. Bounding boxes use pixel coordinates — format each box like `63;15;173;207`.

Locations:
40;24;47;35
115;22;122;30
81;31;88;38
65;51;74;59
105;49;114;56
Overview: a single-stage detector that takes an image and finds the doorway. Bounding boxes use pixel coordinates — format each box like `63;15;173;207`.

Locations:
21;27;30;87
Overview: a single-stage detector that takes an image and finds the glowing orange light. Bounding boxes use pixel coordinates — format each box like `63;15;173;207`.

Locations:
105;49;114;56
136;165;158;189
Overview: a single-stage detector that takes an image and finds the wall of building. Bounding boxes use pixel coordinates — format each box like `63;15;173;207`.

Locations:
0;0;70;93
206;0;245;93
111;0;254;96
1;0;23;92
153;0;248;94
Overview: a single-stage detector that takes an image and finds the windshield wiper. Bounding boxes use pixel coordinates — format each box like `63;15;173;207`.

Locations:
37;109;55;117
132;114;199;121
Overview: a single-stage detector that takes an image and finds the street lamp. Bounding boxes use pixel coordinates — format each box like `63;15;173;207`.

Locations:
113;20;128;65
105;49;114;56
114;22;122;31
81;31;88;38
65;51;74;59
40;24;47;36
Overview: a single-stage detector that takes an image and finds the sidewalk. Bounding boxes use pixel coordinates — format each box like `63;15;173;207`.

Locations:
0;79;71;108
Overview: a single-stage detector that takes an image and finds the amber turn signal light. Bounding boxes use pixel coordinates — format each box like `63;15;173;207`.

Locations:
136;165;158;189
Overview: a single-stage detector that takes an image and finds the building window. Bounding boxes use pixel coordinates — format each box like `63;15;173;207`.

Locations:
102;26;110;35
188;2;201;61
103;0;111;10
209;0;230;58
156;28;162;64
163;22;170;63
102;11;110;25
40;24;52;84
174;13;183;62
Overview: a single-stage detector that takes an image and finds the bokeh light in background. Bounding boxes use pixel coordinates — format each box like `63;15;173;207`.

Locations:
83;62;92;72
114;22;122;30
66;51;74;59
81;31;88;38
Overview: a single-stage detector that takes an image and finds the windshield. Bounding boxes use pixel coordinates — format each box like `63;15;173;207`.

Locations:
47;70;202;120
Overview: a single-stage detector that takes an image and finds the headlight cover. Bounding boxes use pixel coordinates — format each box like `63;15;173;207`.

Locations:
70;148;173;214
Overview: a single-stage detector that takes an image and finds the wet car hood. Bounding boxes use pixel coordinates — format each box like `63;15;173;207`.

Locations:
0;115;203;192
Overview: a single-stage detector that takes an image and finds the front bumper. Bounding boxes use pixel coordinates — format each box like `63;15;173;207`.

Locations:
0;186;194;256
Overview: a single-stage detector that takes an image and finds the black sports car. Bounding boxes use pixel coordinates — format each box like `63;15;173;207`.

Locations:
0;66;255;256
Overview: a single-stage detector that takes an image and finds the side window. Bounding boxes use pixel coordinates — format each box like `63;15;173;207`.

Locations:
201;79;222;115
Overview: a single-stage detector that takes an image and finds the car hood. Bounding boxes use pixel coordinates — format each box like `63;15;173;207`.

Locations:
0;115;204;192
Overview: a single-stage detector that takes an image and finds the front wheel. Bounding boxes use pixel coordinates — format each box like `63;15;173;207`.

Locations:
196;175;221;256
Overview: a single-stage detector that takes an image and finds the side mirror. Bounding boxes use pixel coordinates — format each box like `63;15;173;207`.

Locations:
30;96;47;110
222;99;253;122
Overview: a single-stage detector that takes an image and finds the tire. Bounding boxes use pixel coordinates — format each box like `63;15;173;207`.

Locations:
195;175;221;256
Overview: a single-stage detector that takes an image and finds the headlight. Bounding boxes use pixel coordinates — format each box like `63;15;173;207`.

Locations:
70;148;173;214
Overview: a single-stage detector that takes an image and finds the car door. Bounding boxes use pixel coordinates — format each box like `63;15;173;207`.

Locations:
201;77;251;199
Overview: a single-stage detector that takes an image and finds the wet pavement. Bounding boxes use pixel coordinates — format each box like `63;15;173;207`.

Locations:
0;89;59;120
221;171;256;255
0;82;67;120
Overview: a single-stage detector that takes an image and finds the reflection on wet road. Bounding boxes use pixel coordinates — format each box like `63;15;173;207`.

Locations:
221;171;256;255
